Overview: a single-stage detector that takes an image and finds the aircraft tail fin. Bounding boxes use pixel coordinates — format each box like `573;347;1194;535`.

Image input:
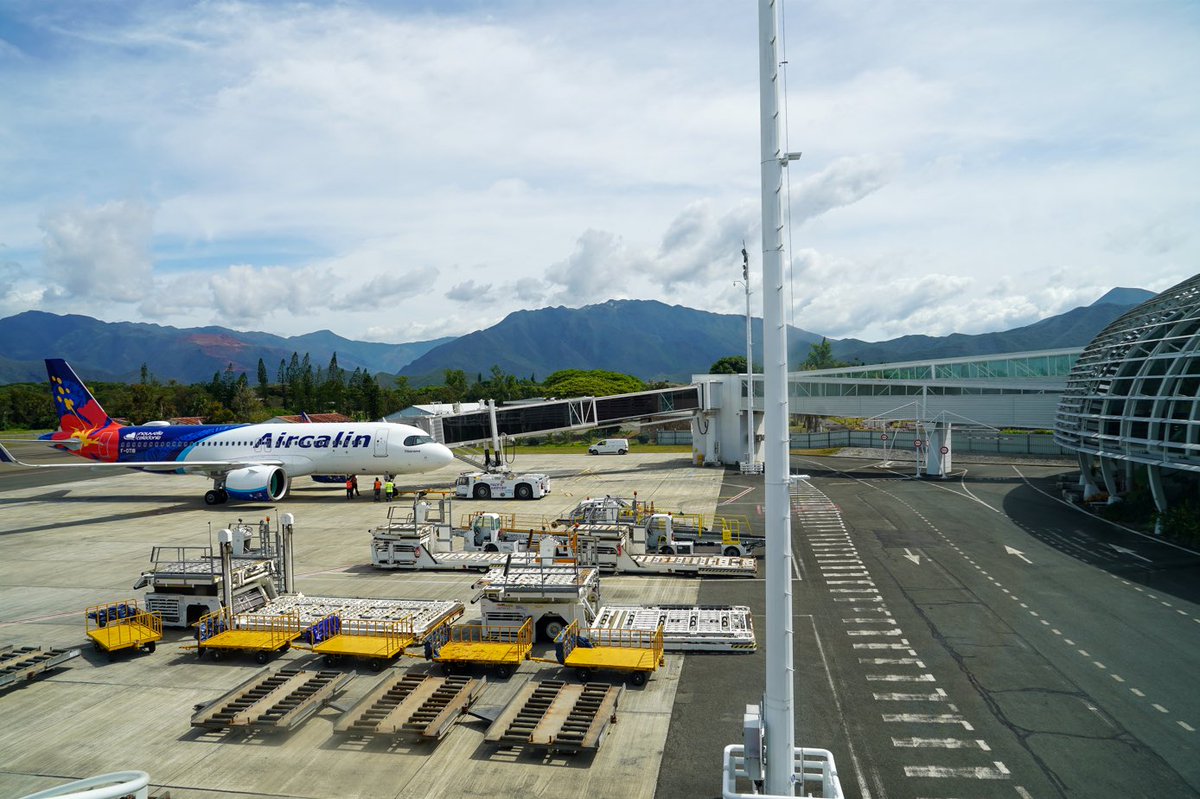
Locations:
45;359;114;433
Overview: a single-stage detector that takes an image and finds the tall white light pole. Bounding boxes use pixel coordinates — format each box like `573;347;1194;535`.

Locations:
741;246;755;468
759;0;799;792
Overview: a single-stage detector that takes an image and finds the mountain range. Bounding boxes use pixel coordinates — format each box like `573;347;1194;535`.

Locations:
0;287;1155;386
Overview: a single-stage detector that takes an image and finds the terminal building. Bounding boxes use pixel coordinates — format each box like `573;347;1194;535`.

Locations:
1054;273;1200;530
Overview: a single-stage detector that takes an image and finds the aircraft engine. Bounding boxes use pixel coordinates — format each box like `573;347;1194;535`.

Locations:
224;466;289;502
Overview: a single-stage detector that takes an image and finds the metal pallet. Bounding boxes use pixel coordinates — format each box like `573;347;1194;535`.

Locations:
593;605;757;652
484;679;622;753
252;595;463;642
334;672;483;740
191;666;353;732
0;645;80;691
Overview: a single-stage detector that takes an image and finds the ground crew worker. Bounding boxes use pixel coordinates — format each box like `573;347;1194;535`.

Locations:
373;477;382;502
351;474;360;497
345;477;354;500
384;478;395;502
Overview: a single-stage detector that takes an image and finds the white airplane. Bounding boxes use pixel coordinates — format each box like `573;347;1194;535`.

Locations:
0;358;456;504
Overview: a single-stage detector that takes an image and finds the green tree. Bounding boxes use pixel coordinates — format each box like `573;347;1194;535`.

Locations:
709;356;748;375
442;369;469;403
257;359;270;401
229;378;259;420
802;338;844;371
542;369;645;398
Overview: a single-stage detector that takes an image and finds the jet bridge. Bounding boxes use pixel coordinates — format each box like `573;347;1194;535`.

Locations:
411;385;702;448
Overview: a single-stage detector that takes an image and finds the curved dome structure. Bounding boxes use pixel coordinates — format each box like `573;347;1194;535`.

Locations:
1056;274;1200;474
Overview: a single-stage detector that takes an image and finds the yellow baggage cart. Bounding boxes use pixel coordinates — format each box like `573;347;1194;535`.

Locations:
85;599;162;660
195;609;302;664
555;620;664;686
305;615;416;670
424;618;532;678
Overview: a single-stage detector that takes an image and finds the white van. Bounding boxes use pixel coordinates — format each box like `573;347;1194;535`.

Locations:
588;438;629;455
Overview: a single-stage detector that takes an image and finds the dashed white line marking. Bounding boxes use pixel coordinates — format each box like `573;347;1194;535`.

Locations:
1179;721;1195;732
903;761;1010;779
1078;649;1090;657
866;673;937;683
843;618;895;625
1153;704;1169;714
882;713;974;730
874;690;949;702
848;629;904;637
1093;661;1106;670
1111;674;1125;683
891;737;988;749
1131;688;1146;698
860;657;924;666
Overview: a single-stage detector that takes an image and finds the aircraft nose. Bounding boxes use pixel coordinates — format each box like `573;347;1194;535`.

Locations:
434;443;455;467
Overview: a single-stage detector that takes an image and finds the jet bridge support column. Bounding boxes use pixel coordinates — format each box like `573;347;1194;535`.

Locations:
924;422;952;478
281;513;296;594
218;529;234;612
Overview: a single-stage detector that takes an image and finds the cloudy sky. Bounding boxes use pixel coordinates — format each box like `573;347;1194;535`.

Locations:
0;1;1195;345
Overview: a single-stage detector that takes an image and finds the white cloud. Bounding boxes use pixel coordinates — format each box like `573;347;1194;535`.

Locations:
790;155;898;226
543;230;646;304
40;201;154;303
446;280;492;303
0;0;1194;346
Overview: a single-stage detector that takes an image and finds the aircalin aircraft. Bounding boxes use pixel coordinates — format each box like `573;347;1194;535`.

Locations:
0;359;456;504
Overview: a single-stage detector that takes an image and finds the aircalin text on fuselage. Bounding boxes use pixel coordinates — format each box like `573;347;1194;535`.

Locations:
0;359;457;506
251;431;373;449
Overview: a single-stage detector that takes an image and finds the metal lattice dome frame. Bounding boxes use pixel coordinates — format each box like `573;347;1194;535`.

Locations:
1055;274;1200;473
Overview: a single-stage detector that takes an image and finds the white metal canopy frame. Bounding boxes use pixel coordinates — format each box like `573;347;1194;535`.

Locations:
1055;272;1200;474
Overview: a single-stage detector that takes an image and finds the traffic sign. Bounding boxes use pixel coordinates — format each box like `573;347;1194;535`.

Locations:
939;445;949;454
880;433;889;441
914;440;924;449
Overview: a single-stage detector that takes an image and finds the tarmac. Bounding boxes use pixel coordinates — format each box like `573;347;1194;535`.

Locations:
0;452;734;799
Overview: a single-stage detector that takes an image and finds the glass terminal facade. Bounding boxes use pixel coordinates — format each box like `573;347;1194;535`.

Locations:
790;350;1078;399
1055;274;1200;473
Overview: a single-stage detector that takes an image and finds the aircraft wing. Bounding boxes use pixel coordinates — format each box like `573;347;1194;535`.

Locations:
0;443;283;475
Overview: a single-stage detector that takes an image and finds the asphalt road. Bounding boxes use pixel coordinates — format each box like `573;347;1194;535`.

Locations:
658;454;1200;799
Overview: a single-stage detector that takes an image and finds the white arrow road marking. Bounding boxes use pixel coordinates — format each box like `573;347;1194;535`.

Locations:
1107;543;1153;563
1005;545;1033;564
903;547;921;565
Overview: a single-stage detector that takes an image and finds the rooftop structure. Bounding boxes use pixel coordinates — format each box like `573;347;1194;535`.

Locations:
1055;274;1200;473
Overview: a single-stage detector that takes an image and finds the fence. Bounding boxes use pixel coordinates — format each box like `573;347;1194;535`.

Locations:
788;430;1072;457
658;429;1072;457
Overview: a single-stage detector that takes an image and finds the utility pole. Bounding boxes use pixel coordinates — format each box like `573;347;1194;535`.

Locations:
740;245;756;468
758;0;797;791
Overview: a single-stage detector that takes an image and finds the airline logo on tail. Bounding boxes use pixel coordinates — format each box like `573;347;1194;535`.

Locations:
44;358;120;461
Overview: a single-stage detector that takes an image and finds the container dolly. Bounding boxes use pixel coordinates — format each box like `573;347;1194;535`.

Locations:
553;620;664;686
84;599;162;661
301;614;417;670
193;608;302;664
424;618;533;679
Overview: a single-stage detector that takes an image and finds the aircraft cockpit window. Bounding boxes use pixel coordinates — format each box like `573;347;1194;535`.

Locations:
403;434;434;446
